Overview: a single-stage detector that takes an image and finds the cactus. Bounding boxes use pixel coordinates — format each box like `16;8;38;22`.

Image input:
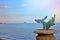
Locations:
35;16;47;30
35;14;56;30
46;14;56;30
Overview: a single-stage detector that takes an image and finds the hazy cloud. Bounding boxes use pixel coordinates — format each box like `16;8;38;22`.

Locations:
0;6;12;8
53;0;60;10
21;3;27;8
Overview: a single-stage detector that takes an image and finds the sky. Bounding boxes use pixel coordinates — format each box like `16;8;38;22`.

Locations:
0;0;60;23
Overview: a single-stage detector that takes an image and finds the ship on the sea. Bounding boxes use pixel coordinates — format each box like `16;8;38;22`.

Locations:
24;22;27;23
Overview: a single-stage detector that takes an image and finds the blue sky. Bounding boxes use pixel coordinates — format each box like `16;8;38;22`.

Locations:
0;0;60;23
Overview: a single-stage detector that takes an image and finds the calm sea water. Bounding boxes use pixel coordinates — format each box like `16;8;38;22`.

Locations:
0;23;60;40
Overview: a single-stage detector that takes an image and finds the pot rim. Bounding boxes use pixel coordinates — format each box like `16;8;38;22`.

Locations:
34;29;57;34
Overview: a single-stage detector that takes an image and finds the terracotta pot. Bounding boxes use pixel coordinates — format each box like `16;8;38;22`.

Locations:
34;29;57;40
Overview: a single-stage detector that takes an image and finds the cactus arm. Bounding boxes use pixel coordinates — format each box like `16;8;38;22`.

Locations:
35;19;41;23
35;16;47;23
35;16;47;29
46;15;56;29
41;16;47;21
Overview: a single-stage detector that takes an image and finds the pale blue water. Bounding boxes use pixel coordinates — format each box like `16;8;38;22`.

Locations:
0;23;59;40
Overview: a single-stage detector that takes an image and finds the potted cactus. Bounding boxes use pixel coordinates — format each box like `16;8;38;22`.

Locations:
34;14;57;40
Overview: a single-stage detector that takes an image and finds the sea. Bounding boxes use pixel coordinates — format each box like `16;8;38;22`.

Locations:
0;23;60;40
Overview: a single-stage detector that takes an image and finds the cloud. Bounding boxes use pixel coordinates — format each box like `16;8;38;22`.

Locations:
21;3;27;8
0;6;12;8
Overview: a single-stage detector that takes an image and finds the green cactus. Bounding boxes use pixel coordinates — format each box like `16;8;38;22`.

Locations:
46;14;56;30
35;14;56;30
35;16;47;30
